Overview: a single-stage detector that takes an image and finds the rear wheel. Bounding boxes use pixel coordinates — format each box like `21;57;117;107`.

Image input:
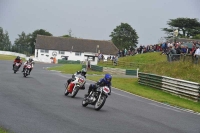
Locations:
23;69;28;77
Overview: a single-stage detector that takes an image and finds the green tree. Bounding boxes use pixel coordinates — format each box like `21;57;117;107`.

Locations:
192;34;200;39
110;23;139;49
62;34;71;37
0;27;12;51
29;29;52;54
14;31;31;46
14;31;31;54
3;31;12;51
0;27;4;50
162;18;200;39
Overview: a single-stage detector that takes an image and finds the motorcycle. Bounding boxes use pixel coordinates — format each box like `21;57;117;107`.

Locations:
82;85;110;111
64;74;86;98
23;64;32;77
13;63;20;74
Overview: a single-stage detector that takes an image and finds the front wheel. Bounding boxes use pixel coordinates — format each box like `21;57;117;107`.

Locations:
64;85;69;96
82;99;88;107
71;87;79;98
94;95;106;111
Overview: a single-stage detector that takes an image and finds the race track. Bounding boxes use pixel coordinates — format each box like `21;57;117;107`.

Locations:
0;60;200;133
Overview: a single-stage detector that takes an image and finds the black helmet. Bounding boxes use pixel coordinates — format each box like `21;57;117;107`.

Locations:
29;58;33;62
81;68;87;76
16;56;20;60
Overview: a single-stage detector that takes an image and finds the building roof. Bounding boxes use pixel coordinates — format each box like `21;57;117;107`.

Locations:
35;35;119;55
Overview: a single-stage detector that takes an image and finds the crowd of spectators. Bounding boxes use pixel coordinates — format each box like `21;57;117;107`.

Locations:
98;40;200;64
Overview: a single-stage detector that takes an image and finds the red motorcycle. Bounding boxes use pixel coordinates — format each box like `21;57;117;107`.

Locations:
13;62;20;74
23;64;32;77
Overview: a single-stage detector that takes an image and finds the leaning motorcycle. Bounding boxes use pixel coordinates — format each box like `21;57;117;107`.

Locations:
13;63;20;74
64;74;86;98
23;64;32;77
82;85;110;111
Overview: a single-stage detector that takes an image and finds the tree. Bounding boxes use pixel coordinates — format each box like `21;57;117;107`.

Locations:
14;31;31;46
3;31;12;51
62;29;73;38
29;29;52;54
13;31;31;54
62;34;71;37
0;27;12;51
0;27;4;50
110;23;139;49
162;18;200;39
192;34;200;39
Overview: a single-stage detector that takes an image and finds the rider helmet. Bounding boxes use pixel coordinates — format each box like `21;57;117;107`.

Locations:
81;68;87;76
16;56;20;60
104;73;112;84
29;58;33;62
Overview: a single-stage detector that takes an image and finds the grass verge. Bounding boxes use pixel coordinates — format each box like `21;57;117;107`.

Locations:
0;54;25;61
48;64;200;113
0;127;8;133
48;64;107;75
87;75;200;113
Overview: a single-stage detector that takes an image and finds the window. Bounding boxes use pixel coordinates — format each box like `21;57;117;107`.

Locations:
59;51;65;55
40;49;49;53
75;52;81;56
46;55;49;57
45;50;49;53
40;49;44;53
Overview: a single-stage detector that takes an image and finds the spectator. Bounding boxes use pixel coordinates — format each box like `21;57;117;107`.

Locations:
194;45;200;64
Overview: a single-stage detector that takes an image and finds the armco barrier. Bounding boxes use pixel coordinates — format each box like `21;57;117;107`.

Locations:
83;65;138;76
58;59;80;64
126;69;139;77
91;65;103;72
138;72;200;101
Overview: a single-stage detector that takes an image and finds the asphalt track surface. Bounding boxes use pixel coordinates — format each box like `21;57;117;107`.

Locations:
0;60;200;133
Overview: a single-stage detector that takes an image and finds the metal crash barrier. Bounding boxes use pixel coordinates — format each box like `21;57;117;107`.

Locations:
138;72;200;102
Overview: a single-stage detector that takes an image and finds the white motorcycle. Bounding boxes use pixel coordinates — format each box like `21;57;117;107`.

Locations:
23;64;32;77
82;85;110;111
64;74;86;98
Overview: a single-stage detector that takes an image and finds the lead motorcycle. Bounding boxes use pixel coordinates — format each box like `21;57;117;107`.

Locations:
64;74;86;98
13;62;20;74
23;64;32;77
82;85;110;111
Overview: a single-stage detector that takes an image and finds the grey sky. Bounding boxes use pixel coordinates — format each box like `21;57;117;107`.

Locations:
0;0;200;47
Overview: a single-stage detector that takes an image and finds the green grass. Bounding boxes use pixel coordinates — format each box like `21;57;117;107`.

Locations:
48;64;107;75
0;54;25;61
87;76;200;113
0;127;8;133
48;52;200;113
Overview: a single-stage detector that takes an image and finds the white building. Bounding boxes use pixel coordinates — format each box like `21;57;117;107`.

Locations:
34;35;119;65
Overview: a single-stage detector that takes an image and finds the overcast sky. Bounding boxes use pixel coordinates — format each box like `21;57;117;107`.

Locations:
0;0;200;46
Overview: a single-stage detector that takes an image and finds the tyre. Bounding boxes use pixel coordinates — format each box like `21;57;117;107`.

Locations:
94;95;106;111
71;87;79;98
82;99;88;107
64;86;69;96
